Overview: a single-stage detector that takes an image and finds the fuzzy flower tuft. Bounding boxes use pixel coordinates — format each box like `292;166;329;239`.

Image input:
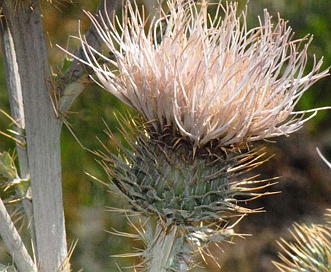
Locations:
77;0;328;148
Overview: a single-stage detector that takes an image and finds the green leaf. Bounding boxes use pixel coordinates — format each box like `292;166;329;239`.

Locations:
61;56;74;74
0;152;17;180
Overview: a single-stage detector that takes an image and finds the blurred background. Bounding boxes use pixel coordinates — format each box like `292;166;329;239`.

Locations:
0;0;330;271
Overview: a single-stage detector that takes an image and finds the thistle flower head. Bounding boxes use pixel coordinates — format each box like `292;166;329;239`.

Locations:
79;0;328;148
74;1;329;269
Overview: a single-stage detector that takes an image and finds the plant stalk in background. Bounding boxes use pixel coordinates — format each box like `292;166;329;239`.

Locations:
0;0;119;271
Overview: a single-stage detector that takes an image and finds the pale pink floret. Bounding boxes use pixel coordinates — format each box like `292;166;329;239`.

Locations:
77;0;329;147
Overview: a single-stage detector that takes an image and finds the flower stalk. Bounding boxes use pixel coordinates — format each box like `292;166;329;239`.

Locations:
147;225;185;272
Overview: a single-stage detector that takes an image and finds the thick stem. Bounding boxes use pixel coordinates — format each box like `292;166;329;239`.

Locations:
0;10;36;252
1;1;68;271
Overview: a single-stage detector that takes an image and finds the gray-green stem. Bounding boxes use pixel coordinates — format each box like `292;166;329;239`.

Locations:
0;198;37;272
1;2;68;270
148;223;191;272
0;8;36;251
